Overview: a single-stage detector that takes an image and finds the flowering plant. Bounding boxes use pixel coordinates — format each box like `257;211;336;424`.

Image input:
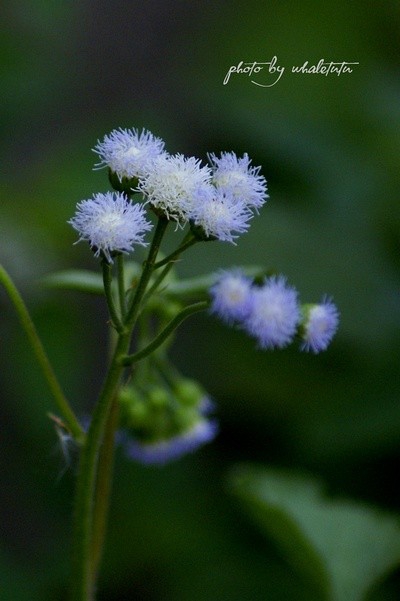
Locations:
0;127;339;600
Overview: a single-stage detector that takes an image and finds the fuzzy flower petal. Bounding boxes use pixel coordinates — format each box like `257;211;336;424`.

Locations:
210;270;253;323
208;151;268;212
244;276;300;349
93;128;166;180
68;191;152;262
138;153;212;223
301;298;339;353
124;418;218;466
190;187;253;243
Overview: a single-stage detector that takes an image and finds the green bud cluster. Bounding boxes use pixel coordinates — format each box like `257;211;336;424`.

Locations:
119;376;208;445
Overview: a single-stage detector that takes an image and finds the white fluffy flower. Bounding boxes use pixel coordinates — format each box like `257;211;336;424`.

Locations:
69;192;152;262
138;153;212;223
208;151;268;212
93;128;165;180
189;187;252;243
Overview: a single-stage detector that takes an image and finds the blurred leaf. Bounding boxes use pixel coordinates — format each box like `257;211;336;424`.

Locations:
42;261;144;297
42;269;104;295
229;465;400;601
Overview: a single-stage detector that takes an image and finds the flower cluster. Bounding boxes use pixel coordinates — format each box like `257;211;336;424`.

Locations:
210;270;339;353
138;150;268;241
70;127;269;260
66;125;339;467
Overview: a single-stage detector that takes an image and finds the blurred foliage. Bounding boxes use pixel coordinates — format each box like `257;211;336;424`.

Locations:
1;0;400;599
230;465;400;601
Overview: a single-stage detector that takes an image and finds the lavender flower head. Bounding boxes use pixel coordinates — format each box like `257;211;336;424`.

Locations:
93;127;165;180
124;417;218;466
210;270;253;324
189;187;253;243
209;151;268;212
300;298;339;353
244;276;300;349
138;153;212;223
68;191;152;262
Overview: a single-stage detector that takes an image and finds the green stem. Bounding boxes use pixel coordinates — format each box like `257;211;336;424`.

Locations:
121;301;209;365
142;232;198;306
71;217;169;600
0;264;83;442
125;217;169;328
102;261;124;333
89;394;120;584
116;254;126;319
70;332;129;601
153;233;197;269
140;262;174;307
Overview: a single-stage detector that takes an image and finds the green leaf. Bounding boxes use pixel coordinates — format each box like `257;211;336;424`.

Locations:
42;269;104;295
229;465;400;601
41;262;142;296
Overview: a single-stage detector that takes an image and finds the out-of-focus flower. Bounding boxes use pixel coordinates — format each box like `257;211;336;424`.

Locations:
210;270;253;323
244;275;300;349
300;298;339;353
124;417;218;465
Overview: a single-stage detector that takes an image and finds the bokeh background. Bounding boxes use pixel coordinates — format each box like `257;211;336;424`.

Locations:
1;1;400;599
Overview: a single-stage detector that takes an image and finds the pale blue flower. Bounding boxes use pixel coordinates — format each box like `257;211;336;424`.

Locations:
210;270;253;323
189;187;253;243
69;191;152;262
124;417;218;465
244;276;300;349
208;151;268;212
93;127;165;180
300;298;339;353
138;153;212;223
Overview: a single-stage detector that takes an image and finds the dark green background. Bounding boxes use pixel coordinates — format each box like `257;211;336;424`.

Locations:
1;1;399;599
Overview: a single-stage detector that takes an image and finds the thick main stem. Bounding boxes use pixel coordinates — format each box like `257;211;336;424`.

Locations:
70;332;130;601
89;395;120;583
71;217;169;601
